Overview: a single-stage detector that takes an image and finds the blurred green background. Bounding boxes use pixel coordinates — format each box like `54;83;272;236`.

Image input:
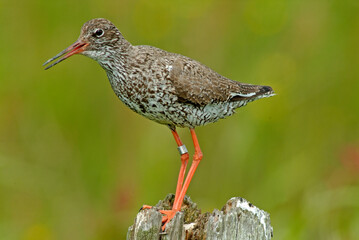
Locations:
1;0;359;239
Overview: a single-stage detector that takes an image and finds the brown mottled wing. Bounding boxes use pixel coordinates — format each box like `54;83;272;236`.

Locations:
168;57;270;106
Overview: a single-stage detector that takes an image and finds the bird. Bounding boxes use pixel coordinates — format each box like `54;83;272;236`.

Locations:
43;18;274;230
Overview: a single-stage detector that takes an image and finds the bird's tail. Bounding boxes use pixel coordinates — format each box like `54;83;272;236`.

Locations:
230;84;275;102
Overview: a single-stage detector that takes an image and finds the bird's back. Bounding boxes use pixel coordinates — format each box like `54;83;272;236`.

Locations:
132;45;273;103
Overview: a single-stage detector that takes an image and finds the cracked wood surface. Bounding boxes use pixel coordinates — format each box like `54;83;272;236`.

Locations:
127;194;273;240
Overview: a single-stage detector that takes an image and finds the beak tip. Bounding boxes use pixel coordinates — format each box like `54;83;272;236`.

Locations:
43;61;51;70
44;64;53;70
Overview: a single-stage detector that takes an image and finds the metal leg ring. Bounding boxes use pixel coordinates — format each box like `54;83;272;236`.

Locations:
177;145;188;155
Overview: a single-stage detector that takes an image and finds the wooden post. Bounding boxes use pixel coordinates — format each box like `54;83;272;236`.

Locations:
127;194;273;240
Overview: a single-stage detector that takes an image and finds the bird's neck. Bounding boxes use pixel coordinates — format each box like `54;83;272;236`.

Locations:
96;44;132;89
98;50;128;72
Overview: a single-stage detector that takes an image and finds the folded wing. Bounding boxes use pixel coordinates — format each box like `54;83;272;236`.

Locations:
168;58;273;106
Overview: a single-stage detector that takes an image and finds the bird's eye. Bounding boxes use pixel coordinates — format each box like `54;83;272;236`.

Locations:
94;29;104;37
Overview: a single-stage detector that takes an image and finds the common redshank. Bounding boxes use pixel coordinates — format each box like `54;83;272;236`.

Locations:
43;18;274;229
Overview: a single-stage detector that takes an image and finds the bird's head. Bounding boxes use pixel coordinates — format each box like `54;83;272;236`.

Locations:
43;18;129;70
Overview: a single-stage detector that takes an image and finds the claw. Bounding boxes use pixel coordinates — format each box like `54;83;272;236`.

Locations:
139;205;153;211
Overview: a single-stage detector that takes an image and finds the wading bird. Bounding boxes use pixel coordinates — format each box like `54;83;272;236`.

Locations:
44;18;274;229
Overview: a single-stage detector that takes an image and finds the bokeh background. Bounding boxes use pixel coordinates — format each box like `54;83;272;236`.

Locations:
1;0;359;239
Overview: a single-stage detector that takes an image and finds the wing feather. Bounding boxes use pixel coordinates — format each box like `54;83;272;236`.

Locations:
168;58;272;106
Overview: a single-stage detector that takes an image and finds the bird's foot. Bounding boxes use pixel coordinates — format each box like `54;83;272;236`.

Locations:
140;205;179;231
158;209;178;231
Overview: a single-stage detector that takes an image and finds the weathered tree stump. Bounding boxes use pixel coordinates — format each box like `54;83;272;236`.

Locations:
127;194;273;240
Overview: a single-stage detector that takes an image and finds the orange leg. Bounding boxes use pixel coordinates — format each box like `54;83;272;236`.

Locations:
141;128;202;231
141;129;190;230
172;128;203;211
171;129;190;203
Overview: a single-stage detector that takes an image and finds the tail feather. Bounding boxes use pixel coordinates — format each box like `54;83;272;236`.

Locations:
230;85;274;102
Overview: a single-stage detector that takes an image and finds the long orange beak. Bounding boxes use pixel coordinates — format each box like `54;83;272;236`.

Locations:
43;41;89;70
